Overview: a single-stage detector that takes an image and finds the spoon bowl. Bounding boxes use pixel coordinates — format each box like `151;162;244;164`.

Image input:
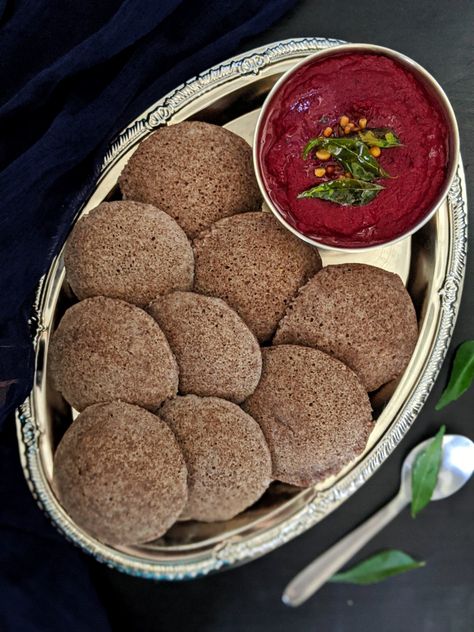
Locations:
400;434;474;503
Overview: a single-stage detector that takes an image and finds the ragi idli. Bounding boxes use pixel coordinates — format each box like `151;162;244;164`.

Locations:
65;201;194;307
243;345;373;487
274;263;418;392
193;212;322;342
119;121;261;238
53;401;188;545
160;395;272;522
148;291;261;403
49;296;178;411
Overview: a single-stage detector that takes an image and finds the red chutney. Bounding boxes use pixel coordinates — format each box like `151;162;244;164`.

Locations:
258;53;449;247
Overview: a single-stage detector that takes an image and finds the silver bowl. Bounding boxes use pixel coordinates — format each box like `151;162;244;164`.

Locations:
253;43;460;253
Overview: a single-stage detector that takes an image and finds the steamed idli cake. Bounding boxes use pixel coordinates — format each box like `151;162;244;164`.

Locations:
64;201;194;307
119;121;261;238
49;296;178;411
273;263;418;392
160;395;272;521
243;345;373;487
148;292;261;403
193;212;322;342
53;402;188;545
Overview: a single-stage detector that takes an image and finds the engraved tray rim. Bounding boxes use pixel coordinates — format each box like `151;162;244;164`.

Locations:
15;37;468;580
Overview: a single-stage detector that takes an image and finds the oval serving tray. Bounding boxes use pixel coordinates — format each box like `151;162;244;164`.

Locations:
16;37;467;580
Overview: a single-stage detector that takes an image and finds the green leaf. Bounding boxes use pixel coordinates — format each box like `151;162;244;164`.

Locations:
357;128;402;148
302;137;390;181
298;178;384;206
302;137;324;159
329;550;426;585
411;425;446;518
435;340;474;410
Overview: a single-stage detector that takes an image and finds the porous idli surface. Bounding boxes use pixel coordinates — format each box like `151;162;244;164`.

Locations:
160;395;272;522
193;212;322;342
53;401;188;545
65;201;194;307
119;121;261;238
274;263;418;392
148;291;261;403
49;297;178;411
243;345;373;487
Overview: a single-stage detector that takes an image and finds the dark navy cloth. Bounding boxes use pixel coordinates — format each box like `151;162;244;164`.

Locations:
0;1;296;629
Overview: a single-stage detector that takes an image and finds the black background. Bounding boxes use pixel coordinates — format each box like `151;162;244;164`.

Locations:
90;1;474;630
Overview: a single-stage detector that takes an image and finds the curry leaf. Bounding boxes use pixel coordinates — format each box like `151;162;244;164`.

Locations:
302;137;325;159
358;128;402;148
302;137;390;181
411;425;446;518
435;341;474;410
329;550;426;585
298;178;383;206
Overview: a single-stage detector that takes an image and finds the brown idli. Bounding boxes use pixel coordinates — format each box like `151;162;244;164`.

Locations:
119;121;261;238
64;201;194;307
53;401;188;545
193;212;322;342
148;292;261;403
49;296;178;411
160;395;272;521
243;345;373;487
274;263;418;392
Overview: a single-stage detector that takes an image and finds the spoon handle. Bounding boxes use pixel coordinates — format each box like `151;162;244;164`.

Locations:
282;492;408;607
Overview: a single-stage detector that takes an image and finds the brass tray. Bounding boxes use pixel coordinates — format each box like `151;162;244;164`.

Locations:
16;37;468;580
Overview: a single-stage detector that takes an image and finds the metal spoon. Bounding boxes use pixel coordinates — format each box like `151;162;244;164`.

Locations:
283;434;474;607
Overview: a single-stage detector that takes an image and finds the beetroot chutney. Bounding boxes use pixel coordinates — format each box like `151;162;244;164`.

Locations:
257;53;449;248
